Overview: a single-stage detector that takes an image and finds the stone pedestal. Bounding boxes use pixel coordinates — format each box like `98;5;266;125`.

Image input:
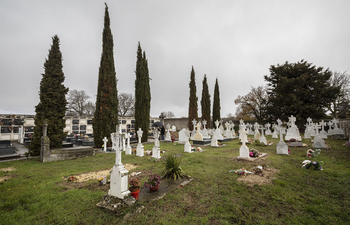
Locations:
136;143;144;157
108;164;131;199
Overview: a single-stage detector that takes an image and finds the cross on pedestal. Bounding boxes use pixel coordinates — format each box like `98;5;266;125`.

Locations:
103;137;108;151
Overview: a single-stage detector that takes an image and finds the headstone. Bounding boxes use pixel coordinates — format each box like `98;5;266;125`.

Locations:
272;124;278;138
170;125;176;131
265;123;272;135
223;122;233;138
152;129;161;159
201;120;210;138
247;123;254;135
193;123;204;141
259;125;267;145
191;119;197;139
109;125;130;199
327;120;334;135
219;122;225;135
184;137;192;153
254;123;260;140
103;137;108;152
125;133;132;155
165;124;171;141
276;129;289;155
136;128;144;157
238;126;249;158
304;122;312;139
284;115;302;141
178;128;188;143
319;120;328;139
312;123;327;149
211;133;218;147
331;118;345;135
40;119;50;162
214;120;223;140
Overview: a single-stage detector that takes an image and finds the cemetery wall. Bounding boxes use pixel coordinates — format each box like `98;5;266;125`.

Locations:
164;118;188;131
339;119;350;139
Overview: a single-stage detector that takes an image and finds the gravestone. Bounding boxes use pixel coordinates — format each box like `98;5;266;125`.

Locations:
238;125;249;158
214;120;223;140
319;120;328;139
276;129;289;155
224;122;233;138
201;120;210;138
304;121;312;139
103;137;108;152
109;126;131;199
164;124;171;141
152;129;161;159
312;123;327;149
40;119;50;162
284;115;302;141
193;123;204;141
219;122;225;135
191;119;197;139
254;123;260;140
331;118;345;135
136;128;144;157
259;125;267;145
178;128;188;143
184;136;192;153
125;133;132;155
265;123;272;135
272;124;279;138
211;133;218;147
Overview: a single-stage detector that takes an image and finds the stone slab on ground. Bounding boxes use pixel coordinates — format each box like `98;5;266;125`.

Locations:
237;153;268;161
192;140;211;145
289;142;305;147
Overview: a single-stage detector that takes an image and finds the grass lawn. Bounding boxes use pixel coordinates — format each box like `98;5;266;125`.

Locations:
1;136;350;224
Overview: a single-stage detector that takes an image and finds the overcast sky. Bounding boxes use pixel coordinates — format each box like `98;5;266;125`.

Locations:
1;0;349;118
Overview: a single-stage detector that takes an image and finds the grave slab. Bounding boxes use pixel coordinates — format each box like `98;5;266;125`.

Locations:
237;153;268;161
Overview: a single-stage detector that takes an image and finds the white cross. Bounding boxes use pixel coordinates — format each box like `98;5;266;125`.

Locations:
137;128;143;144
103;137;108;151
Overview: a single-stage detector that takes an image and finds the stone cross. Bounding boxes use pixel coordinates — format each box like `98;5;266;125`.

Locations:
192;119;197;130
196;123;201;133
166;123;171;130
307;117;312;124
313;123;321;135
202;120;207;128
215;120;220;129
111;126;121;165
279;128;284;142
137;128;143;144
43;119;48;137
277;119;282;126
289;115;296;124
265;123;271;129
103;137;108;151
332;118;339;129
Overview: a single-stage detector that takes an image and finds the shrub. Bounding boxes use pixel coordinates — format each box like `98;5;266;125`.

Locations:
163;155;186;180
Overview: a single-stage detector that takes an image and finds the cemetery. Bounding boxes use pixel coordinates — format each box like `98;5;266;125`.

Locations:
1;118;350;224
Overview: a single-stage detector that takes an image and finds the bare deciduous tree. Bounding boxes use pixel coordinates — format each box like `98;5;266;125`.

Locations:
234;86;267;121
66;89;95;116
160;111;175;119
326;71;350;118
118;93;135;116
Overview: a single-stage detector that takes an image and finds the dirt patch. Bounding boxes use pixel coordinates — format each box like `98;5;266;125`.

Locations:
236;166;280;186
61;163;139;183
0;176;11;182
58;166;154;192
0;167;16;172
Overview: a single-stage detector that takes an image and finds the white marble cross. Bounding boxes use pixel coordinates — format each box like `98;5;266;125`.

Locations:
320;120;327;131
192;119;197;129
103;137;108;151
137;128;143;144
307;117;312;124
202;120;207;128
215;120;220;129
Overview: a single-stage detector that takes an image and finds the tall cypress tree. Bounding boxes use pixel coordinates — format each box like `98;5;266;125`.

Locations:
201;75;211;128
29;35;68;156
212;78;221;125
188;66;198;130
135;42;151;142
93;4;118;147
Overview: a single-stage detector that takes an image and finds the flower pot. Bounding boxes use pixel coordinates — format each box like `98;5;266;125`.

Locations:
149;185;159;192
130;189;140;200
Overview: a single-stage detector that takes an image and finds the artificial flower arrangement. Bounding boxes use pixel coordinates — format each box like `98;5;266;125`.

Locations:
249;148;261;158
289;138;297;142
97;175;106;185
302;160;324;170
344;140;350;147
129;178;141;192
307;149;321;158
144;174;161;189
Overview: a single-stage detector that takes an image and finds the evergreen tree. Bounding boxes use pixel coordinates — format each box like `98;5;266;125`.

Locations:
201;75;211;128
264;60;340;126
29;35;68;156
134;43;151;142
93;4;118;147
187;66;198;130
212;78;221;125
